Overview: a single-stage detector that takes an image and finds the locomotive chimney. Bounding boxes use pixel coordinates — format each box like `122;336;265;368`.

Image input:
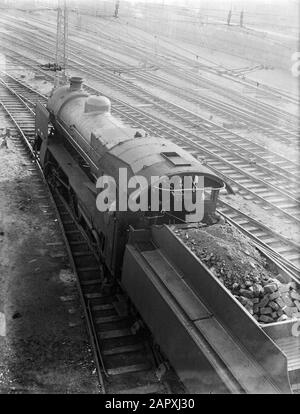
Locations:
69;77;83;91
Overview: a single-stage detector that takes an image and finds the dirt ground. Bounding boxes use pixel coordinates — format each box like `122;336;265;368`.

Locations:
0;120;100;393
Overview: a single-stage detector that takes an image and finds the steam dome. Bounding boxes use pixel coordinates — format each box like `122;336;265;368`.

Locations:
84;96;111;114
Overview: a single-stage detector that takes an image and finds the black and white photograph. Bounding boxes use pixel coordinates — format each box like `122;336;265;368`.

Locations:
0;0;299;396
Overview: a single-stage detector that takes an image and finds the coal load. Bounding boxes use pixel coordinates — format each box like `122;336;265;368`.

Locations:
176;223;300;324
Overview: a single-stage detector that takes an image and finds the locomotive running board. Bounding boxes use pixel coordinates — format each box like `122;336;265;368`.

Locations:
121;225;292;394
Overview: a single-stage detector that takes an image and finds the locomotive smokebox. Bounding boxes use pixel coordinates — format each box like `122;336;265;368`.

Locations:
69;76;83;91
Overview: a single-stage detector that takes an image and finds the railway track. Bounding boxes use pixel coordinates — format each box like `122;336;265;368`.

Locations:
0;14;298;141
1;25;299;160
217;202;300;278
76;51;300;147
0;74;180;395
1;69;299;282
64;10;300;108
2;43;300;233
133;71;299;142
109;17;299;107
0;10;299;394
52;191;175;394
66;13;300;111
1;14;298;145
49;17;299;135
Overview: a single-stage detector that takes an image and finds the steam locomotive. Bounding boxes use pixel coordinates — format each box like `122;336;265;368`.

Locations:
35;76;231;280
34;77;297;393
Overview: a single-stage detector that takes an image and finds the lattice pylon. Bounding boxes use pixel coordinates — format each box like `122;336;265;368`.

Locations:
54;0;68;88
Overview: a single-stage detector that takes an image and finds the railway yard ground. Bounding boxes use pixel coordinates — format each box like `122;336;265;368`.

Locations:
0;122;99;393
0;0;299;394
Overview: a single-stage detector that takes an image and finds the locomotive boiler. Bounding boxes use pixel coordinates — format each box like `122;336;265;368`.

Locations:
34;77;299;393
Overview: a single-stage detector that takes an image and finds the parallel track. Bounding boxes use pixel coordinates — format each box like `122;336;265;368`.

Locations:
28;11;300;108
2;45;300;231
0;15;298;142
132;71;299;142
16;10;298;109
0;10;299;394
1;16;299;140
52;191;172;394
1;30;298;163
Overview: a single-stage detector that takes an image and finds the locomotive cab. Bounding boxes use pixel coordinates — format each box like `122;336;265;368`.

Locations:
132;172;227;227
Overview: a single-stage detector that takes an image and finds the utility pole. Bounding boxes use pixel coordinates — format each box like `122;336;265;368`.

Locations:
55;0;68;88
240;10;244;27
114;0;120;18
227;9;232;26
